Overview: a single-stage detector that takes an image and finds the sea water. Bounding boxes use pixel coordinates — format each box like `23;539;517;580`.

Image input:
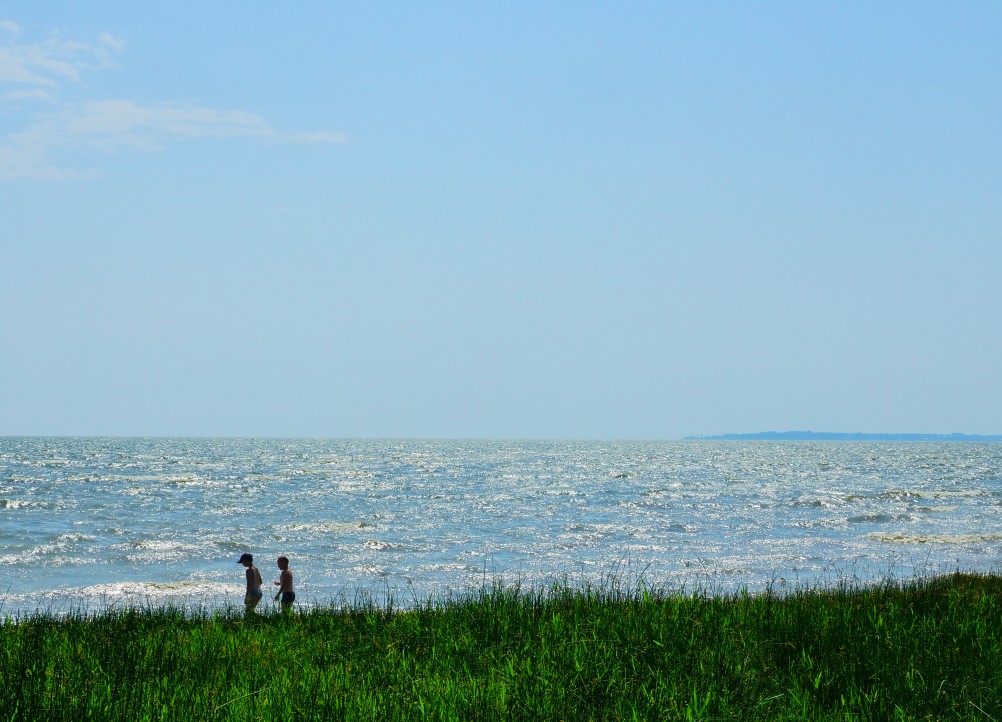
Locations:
2;437;1001;615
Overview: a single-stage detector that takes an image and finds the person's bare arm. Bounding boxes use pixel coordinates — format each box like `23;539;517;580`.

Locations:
274;569;292;599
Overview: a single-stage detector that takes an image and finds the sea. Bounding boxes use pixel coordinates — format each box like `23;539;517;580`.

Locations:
3;437;1002;616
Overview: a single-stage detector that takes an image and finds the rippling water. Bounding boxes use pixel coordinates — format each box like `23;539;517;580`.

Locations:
2;437;1001;614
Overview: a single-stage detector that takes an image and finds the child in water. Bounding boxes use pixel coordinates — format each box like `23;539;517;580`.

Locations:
274;555;295;612
238;553;263;613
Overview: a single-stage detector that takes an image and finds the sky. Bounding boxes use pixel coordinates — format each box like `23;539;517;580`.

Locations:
2;2;1001;439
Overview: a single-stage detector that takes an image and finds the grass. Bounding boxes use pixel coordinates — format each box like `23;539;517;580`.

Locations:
3;572;1002;721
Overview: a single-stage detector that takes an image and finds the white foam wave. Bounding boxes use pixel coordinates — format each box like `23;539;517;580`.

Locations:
879;489;993;501
0;547;87;566
0;499;30;509
288;521;374;533
364;539;403;551
868;532;1002;544
67;530;97;538
52;580;246;607
127;540;203;552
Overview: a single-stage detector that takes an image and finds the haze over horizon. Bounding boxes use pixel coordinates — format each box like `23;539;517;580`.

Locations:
688;431;1002;441
3;3;1000;439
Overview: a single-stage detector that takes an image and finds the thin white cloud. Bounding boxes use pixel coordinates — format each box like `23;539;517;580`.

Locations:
0;21;345;181
3;87;52;101
0;139;93;181
66;100;277;150
0;24;117;86
20;99;342;151
99;33;125;52
1;99;346;179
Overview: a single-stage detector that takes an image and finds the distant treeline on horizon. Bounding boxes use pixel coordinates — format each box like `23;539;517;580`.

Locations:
684;431;1002;442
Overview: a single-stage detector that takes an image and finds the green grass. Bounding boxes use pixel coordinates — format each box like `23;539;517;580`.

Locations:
4;572;1002;721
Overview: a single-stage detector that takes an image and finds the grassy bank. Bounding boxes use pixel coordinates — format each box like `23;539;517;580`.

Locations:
4;573;1002;721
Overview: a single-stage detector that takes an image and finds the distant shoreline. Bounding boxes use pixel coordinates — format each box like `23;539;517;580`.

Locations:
684;431;1002;442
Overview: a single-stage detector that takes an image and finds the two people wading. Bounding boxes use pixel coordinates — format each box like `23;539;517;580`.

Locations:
238;552;294;614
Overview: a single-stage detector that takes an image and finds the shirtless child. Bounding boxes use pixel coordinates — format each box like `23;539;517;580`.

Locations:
238;553;263;613
274;555;295;612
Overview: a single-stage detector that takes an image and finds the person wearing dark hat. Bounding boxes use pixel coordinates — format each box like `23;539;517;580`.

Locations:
238;552;264;613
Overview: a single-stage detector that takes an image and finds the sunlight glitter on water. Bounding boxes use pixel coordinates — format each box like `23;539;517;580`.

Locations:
2;438;1002;614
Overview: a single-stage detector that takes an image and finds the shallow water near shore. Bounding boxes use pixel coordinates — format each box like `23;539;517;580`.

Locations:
2;437;1001;615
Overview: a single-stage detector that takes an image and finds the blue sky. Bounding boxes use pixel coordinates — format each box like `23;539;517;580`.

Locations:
2;3;1000;438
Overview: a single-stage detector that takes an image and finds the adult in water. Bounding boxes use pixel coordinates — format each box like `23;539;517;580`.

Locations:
238;552;263;613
